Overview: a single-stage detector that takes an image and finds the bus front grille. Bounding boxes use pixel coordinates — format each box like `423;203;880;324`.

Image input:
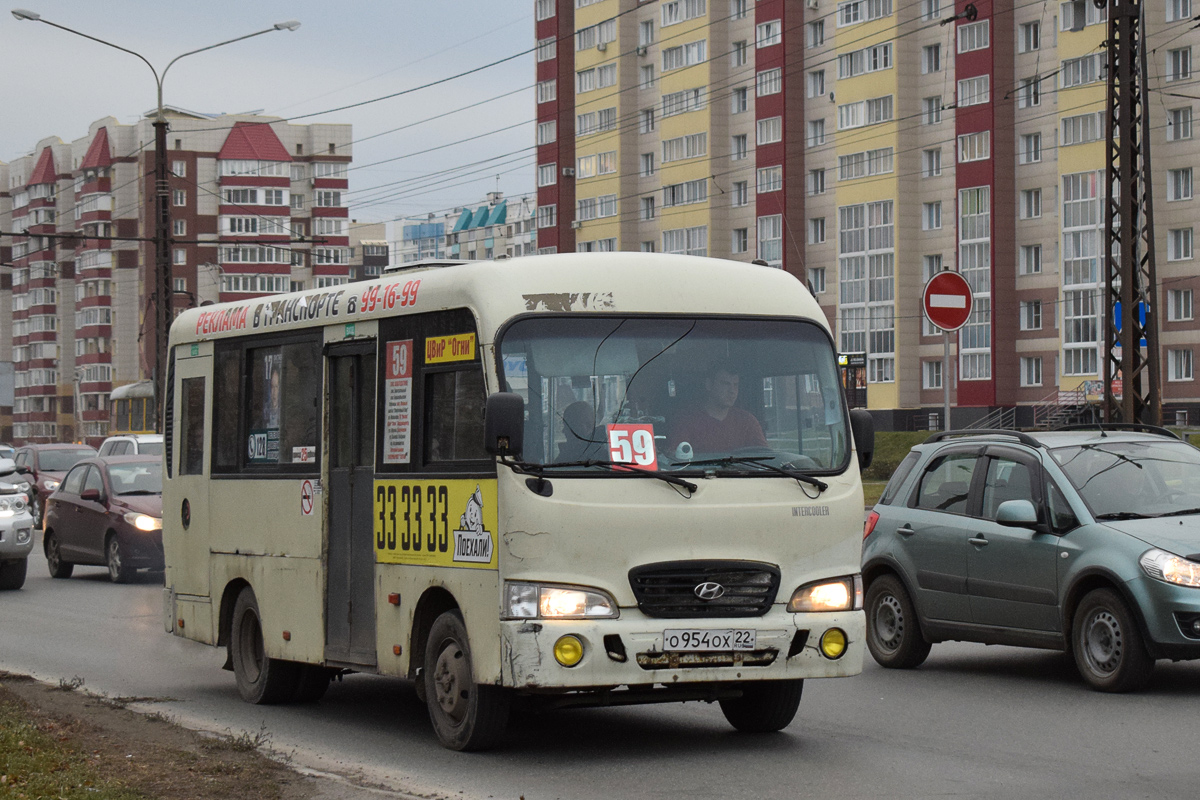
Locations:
628;560;780;618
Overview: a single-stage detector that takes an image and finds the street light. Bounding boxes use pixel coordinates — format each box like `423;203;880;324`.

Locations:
12;10;300;432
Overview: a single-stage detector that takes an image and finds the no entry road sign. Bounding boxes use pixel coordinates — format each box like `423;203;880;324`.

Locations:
922;271;974;332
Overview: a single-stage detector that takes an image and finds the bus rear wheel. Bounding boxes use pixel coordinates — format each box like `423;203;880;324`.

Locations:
230;588;299;704
719;679;804;733
424;610;509;751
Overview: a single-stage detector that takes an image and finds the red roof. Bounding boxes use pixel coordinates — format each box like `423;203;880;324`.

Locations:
218;122;292;162
28;147;57;186
80;127;113;170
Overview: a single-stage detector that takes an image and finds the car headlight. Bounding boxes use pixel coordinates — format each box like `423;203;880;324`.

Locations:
123;512;162;532
13;481;29;492
788;575;863;613
503;581;619;620
0;497;24;515
43;479;60;492
1140;548;1200;588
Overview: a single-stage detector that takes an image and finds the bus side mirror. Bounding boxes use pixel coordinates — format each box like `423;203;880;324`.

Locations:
849;409;874;471
485;392;525;458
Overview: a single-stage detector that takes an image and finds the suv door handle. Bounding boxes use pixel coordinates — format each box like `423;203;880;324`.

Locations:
896;525;915;537
968;535;988;546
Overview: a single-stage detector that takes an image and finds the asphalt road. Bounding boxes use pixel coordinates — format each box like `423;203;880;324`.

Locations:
3;537;1199;800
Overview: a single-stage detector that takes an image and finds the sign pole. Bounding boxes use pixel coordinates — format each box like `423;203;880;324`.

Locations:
943;330;951;432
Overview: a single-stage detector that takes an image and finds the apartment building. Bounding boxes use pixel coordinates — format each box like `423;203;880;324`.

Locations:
536;0;1200;426
393;192;539;265
0;111;351;443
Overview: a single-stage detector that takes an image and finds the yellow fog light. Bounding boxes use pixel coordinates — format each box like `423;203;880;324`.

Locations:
553;635;584;667
819;628;847;660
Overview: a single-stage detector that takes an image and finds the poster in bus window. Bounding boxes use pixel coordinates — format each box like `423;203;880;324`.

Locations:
383;340;413;464
248;351;282;464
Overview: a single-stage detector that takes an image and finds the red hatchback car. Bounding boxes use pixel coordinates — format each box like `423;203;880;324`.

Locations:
43;456;163;583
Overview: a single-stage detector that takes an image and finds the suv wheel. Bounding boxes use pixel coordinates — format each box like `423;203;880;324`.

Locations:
865;575;932;669
1072;588;1154;692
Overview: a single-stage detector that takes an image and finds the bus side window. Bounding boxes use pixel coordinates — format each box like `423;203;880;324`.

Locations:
213;349;241;472
180;377;206;476
424;368;487;463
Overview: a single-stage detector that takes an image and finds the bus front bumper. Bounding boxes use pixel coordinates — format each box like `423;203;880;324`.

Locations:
499;607;864;690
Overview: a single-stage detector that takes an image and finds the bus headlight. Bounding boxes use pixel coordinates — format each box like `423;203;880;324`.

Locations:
124;512;162;532
788;575;863;612
503;582;619;620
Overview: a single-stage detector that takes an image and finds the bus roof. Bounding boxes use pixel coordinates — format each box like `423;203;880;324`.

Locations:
170;253;827;348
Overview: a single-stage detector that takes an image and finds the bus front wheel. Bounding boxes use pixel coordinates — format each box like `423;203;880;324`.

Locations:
230;588;299;704
424;610;509;751
719;679;804;733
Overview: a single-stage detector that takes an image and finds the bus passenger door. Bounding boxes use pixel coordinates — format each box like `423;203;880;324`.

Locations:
325;344;378;667
166;351;212;598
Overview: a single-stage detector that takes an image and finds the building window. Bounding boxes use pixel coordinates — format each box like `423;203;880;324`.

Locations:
807;119;825;146
732;181;749;207
1169;107;1193;140
808;169;826;195
959;187;992;381
923;148;942;177
922;44;942;74
923;202;942;230
756;19;782;48
757;215;782;263
662;225;708;256
1169;349;1194;381
756;68;782;96
662;40;706;72
537;36;556;62
756;167;782;194
757;116;782;145
171;160;186;178
809;218;827;244
1169;228;1194;261
536;205;556;229
537;164;557;187
958;75;990;106
1168;288;1194;321
173;248;187;265
174;277;187;293
733;40;748;66
640;109;656;133
1020;300;1043;330
922;96;942;125
958;131;991;162
640;152;656;176
173;219;187;236
809;267;826;294
1019;21;1041;52
536;80;556;103
1061;112;1103;146
731;87;748;114
1169;0;1193;22
662;88;706;117
957;20;989;53
1020;133;1042;164
537;120;557;145
731;228;748;254
922;255;944;335
808;20;825;48
1168;168;1193;201
172;189;186;206
1061;54;1106;88
731;134;748;161
1168;48;1192;82
639;19;654;45
807;70;825;98
923;360;943;389
1019;76;1041;108
1021;189;1043;220
640;64;655;89
1021;244;1043;275
1020;357;1043;387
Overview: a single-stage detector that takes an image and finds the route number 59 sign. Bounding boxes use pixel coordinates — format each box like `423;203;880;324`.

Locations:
606;424;658;470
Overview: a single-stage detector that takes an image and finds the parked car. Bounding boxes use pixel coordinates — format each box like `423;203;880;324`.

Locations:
42;456;163;584
0;444;15;459
14;444;98;527
0;457;33;507
0;482;34;590
97;434;163;458
862;425;1200;692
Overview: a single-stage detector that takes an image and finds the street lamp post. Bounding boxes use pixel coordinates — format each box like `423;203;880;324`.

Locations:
11;10;300;432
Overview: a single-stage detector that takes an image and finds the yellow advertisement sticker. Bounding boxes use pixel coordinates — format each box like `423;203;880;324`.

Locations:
374;479;498;568
424;332;476;364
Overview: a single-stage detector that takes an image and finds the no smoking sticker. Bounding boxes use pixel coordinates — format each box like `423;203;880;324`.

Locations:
301;479;315;516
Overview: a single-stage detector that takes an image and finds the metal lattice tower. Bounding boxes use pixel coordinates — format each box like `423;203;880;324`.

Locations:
1101;0;1162;425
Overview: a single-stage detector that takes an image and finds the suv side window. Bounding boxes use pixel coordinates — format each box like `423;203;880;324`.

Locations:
980;457;1035;520
914;452;979;515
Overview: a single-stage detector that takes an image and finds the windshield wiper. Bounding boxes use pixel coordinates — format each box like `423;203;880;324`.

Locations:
1157;507;1200;518
687;456;829;492
503;458;697;494
1095;511;1153;520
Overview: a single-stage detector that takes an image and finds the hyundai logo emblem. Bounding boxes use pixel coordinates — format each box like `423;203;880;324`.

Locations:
694;581;726;601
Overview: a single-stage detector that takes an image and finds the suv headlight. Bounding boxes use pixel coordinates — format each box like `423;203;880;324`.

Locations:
788;575;864;612
1140;548;1200;588
503;581;619;620
0;497;25;515
123;512;162;531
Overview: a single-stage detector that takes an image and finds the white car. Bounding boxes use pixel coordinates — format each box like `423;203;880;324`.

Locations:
0;482;34;590
98;434;164;458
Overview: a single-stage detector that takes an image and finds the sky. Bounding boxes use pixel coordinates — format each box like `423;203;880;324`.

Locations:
0;0;536;224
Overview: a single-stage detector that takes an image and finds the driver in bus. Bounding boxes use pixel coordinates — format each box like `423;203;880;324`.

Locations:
671;361;767;454
557;400;602;462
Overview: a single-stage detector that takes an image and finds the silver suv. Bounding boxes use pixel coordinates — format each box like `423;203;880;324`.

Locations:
98;434;164;458
0;484;35;590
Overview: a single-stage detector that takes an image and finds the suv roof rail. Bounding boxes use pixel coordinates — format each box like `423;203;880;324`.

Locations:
1052;422;1180;439
923;429;1042;447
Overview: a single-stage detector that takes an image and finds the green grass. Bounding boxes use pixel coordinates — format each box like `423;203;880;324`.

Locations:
863;431;931;482
0;697;140;799
863;480;886;507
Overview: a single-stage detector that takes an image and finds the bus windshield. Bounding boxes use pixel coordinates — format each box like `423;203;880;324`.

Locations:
498;316;850;474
